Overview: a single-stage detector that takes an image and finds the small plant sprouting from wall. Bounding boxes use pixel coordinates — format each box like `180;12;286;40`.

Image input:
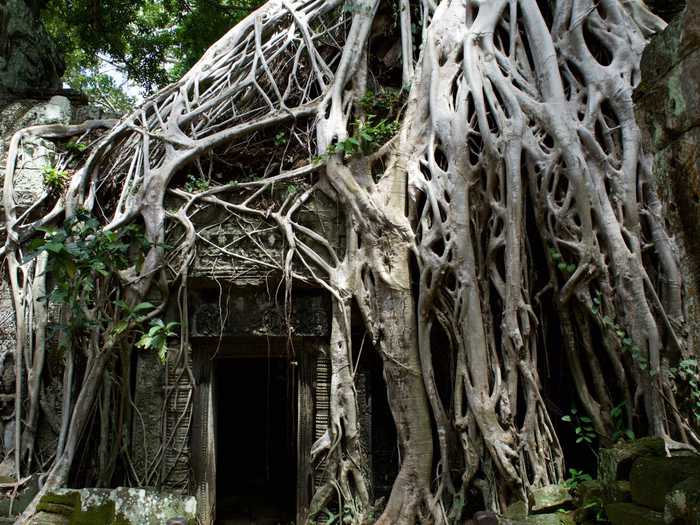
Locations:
42;165;70;192
136;319;180;363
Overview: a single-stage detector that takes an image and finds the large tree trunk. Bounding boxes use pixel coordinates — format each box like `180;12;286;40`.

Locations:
4;1;699;523
375;283;433;524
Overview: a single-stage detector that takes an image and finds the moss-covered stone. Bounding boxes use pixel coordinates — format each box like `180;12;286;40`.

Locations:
636;0;700;348
530;485;572;512
605;502;665;525
69;500;116;524
27;511;70;525
629;456;700;510
28;488;197;525
597;438;666;483
36;491;80;516
665;475;700;523
504;500;528;520
526;511;575;525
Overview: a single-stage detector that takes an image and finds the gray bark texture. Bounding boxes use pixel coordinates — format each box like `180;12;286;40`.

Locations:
3;0;699;523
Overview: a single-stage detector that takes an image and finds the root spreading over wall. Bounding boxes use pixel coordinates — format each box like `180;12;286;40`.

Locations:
3;0;699;523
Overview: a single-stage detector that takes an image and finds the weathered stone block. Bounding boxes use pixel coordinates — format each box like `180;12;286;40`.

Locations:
629;456;700;511
597;437;666;483
530;484;572;512
191;286;330;338
0;0;64;91
636;0;700;346
34;487;198;525
132;350;164;485
523;512;576;525
665;475;700;523
503;499;528;520
27;511;69;525
575;479;631;506
605;502;665;525
20;96;72;127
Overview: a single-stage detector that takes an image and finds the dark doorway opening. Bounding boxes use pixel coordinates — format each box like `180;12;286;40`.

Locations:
215;356;296;525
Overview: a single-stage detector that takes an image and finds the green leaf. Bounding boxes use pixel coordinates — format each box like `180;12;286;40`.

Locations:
134;302;156;312
136;335;153;349
44;241;65;253
561;415;571;422
113;320;129;335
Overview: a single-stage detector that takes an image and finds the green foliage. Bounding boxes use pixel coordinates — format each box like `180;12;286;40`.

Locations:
580;496;607;522
184;174;210;193
668;358;700;426
28;210;175;362
274;131;287;146
562;406;596;445
591;290;649;371
356;116;399;150
28;209;146;333
549;247;576;275
563;468;592;489
42;165;70;191
317;116;399;162
610;401;635;442
136;319;179;363
112;301;156;335
42;0;265;94
358;88;402;116
65;141;88;154
62;61;135;114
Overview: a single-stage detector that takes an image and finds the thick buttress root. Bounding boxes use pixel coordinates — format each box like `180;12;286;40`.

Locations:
3;0;698;524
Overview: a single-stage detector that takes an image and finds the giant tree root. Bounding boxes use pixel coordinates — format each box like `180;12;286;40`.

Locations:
4;1;699;524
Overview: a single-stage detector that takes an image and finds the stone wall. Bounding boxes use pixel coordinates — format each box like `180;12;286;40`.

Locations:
0;94;79;477
635;1;700;354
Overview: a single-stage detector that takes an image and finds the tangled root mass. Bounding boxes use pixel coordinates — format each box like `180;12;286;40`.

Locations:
4;0;699;523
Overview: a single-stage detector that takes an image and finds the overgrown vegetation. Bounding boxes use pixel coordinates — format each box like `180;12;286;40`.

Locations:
4;1;698;524
27;210;169;346
42;0;265;100
41;165;70;192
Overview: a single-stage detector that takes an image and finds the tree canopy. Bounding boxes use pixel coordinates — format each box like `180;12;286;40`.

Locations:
41;0;263;108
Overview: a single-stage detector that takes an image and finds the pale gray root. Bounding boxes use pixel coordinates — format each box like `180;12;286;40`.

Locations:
3;0;698;524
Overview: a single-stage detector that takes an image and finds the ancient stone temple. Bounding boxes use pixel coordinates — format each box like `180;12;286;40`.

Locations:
5;1;700;524
0;93;399;524
132;201;398;524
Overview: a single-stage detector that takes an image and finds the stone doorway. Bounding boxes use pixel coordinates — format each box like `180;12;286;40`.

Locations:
214;356;297;525
191;337;319;525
